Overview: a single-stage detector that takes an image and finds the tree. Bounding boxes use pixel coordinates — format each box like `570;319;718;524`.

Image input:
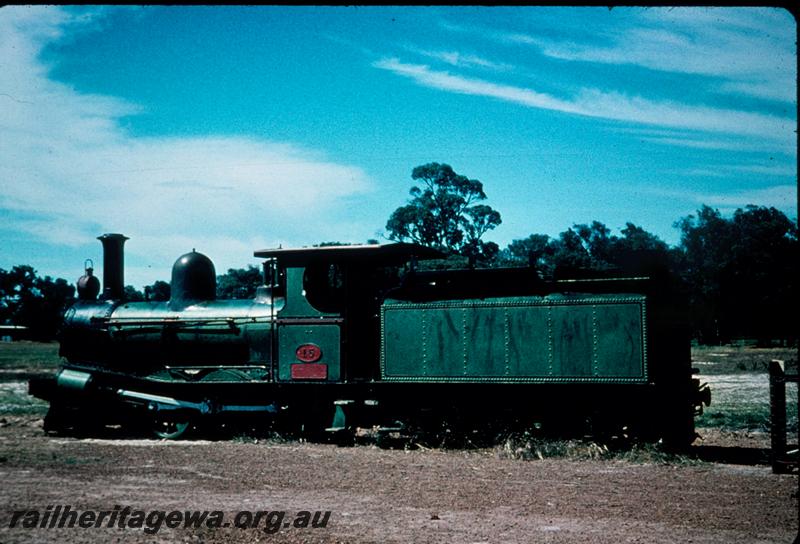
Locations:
498;222;673;280
124;285;145;301
34;276;75;339
496;234;554;277
618;222;670;253
0;266;37;326
386;163;502;266
674;205;798;345
504;234;551;267
573;221;673;277
574;221;615;268
0;265;75;340
549;227;597;278
145;280;171;301
217;265;262;299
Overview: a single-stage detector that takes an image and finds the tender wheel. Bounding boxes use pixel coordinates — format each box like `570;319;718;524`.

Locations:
151;418;191;440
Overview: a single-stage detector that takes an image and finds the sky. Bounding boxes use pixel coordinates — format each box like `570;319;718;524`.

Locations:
0;6;796;290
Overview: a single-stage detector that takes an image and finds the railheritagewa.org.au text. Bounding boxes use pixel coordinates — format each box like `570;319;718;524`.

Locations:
7;505;331;534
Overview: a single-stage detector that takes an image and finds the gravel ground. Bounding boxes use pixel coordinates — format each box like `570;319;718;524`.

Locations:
0;416;797;544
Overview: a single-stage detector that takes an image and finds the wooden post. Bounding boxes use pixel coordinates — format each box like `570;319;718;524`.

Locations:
770;359;798;475
769;360;787;474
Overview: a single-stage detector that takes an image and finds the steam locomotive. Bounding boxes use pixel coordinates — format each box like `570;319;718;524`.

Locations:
30;233;710;445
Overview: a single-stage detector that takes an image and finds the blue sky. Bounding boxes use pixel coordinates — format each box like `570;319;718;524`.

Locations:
0;6;796;289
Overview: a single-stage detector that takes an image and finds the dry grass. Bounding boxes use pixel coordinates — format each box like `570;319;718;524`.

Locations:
0;341;61;372
691;344;796;375
495;432;702;465
0;341;60;416
692;345;797;448
0;382;49;415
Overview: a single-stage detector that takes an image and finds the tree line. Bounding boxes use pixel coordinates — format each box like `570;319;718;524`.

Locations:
1;162;796;345
383;163;797;346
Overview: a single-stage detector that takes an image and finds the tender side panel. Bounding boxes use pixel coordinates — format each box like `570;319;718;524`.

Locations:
594;303;645;378
551;304;594;377
380;296;647;383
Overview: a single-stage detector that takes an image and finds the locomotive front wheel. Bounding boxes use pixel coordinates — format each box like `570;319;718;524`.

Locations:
151;418;191;440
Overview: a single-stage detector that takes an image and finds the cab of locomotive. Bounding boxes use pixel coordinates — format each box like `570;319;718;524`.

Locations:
256;244;444;384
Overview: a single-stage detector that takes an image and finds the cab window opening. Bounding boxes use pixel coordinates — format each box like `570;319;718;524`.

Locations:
303;263;345;313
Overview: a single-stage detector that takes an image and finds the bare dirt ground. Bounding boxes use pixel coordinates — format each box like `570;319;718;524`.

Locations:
1;343;797;543
0;416;797;544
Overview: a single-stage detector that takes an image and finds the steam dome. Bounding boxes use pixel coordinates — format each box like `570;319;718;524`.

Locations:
169;251;216;308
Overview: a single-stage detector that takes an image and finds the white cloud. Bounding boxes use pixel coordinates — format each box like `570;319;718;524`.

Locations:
674;163;797;179
373;58;795;143
0;6;373;286
727;164;797;177
694;184;797;211
405;47;513;72
507;7;797;103
374;57;579;112
614;127;794;153
718;80;795;103
639;136;795;154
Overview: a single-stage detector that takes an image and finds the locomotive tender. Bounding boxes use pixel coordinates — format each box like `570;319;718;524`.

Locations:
30;233;710;444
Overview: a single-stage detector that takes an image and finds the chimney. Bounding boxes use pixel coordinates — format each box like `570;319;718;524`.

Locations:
98;233;129;300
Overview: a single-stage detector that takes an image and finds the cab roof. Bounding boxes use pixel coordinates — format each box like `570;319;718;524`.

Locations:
254;243;446;266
